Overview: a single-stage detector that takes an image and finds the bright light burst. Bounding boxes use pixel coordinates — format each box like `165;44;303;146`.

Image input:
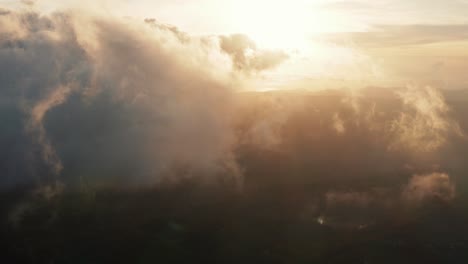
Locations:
227;0;322;51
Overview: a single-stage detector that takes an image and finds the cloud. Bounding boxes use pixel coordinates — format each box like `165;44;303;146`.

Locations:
325;24;468;48
27;85;71;175
236;92;307;150
0;8;10;15
0;5;467;225
332;113;346;134
220;34;288;74
0;7;243;188
319;24;468;90
389;86;463;153
402;172;456;203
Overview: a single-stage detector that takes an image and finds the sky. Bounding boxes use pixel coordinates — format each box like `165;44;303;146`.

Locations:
2;0;468;90
121;0;468;90
117;0;468;34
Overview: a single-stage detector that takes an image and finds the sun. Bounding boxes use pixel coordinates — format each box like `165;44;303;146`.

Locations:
225;0;363;89
228;0;322;51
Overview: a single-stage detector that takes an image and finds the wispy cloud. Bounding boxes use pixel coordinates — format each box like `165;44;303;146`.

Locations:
325;24;468;48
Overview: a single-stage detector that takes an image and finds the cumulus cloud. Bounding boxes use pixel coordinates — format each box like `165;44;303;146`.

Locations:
220;34;289;74
0;6;245;188
390;86;463;153
236;92;307;150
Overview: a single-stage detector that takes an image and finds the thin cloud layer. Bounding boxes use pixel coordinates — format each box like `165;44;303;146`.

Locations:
326;25;468;48
320;24;468;89
390;86;464;153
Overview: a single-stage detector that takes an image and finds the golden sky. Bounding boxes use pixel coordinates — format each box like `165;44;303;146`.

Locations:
2;0;468;90
119;0;468;90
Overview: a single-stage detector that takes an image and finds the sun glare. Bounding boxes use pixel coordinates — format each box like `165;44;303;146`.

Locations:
221;0;371;91
227;0;360;74
229;0;318;51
